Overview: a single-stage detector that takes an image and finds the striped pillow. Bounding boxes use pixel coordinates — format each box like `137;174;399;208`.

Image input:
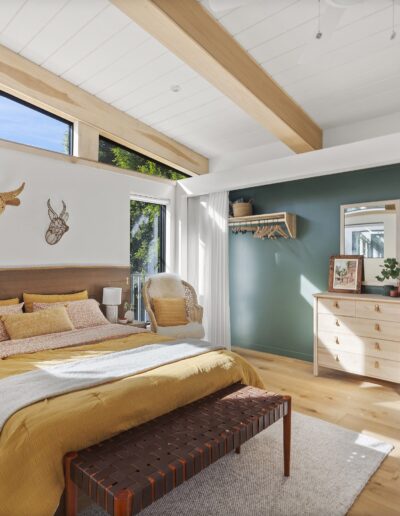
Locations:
152;297;188;327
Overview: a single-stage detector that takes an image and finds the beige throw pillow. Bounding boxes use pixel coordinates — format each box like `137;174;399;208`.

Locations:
1;306;74;340
23;290;89;313
0;303;24;342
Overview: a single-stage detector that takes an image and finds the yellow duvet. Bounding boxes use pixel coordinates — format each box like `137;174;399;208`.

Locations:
0;333;263;516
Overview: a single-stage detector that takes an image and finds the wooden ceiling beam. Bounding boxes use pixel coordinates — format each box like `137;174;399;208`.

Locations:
0;44;208;175
111;0;322;153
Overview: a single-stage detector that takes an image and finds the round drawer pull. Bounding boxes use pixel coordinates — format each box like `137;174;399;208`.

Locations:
335;336;339;345
335;319;340;327
374;361;379;369
374;342;381;351
335;355;340;362
334;302;339;309
374;323;380;331
374;304;380;312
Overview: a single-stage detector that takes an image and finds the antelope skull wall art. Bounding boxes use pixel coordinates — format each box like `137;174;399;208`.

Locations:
46;199;69;245
0;182;25;216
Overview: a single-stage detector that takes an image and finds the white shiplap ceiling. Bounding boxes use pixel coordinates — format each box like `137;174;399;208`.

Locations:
201;0;400;128
0;0;399;160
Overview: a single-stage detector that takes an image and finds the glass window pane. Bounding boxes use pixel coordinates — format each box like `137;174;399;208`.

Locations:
0;92;72;154
130;199;166;321
99;136;188;180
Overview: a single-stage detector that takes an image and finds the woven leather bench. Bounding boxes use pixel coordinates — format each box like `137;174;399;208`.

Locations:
64;383;291;516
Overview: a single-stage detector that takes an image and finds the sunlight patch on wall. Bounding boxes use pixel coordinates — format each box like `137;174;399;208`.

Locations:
300;275;319;306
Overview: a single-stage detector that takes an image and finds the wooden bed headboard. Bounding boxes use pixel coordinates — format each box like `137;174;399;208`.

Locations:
0;266;131;315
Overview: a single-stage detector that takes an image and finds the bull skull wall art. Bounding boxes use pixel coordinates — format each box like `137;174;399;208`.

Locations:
0;182;25;216
46;199;69;245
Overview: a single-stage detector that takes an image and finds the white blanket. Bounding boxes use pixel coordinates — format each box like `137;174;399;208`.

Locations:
0;340;220;431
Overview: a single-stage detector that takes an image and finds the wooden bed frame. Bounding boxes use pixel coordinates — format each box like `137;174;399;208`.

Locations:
0;266;131;316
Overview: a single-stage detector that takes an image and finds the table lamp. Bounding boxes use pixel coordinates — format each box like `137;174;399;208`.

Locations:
102;287;122;323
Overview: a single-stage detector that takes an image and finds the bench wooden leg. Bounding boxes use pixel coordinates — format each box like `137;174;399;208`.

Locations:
64;452;78;516
114;489;133;516
283;396;291;477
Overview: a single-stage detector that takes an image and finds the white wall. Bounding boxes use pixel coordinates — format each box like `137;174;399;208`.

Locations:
0;144;175;268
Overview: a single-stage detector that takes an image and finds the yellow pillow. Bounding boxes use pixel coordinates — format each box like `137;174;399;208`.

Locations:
0;298;19;306
152;297;188;327
1;306;74;340
23;290;88;313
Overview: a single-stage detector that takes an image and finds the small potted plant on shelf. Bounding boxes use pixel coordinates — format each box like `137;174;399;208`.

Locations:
376;258;400;296
124;301;135;322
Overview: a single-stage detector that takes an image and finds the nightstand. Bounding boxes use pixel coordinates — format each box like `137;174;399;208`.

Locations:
118;320;148;329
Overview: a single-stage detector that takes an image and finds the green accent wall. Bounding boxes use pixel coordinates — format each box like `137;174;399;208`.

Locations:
229;164;400;361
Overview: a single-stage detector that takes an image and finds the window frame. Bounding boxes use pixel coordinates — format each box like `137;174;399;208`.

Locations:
0;90;73;155
130;196;167;275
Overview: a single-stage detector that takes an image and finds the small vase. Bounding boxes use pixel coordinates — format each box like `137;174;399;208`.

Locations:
125;310;134;322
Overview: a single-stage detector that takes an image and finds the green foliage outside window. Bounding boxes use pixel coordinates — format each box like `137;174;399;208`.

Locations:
98;137;180;276
130;200;164;274
98;137;188;180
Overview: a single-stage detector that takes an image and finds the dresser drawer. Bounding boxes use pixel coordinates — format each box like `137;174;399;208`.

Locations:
318;313;400;341
317;331;400;361
317;297;355;317
356;300;400;322
318;348;400;383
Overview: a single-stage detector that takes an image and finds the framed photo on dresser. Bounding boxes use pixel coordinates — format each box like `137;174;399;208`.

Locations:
328;255;363;294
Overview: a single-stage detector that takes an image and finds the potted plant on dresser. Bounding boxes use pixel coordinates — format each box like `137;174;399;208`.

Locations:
376;258;400;296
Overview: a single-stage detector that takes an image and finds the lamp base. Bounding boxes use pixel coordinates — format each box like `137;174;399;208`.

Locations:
105;305;118;323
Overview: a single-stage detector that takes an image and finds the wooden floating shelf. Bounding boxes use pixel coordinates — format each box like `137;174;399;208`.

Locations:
228;212;297;239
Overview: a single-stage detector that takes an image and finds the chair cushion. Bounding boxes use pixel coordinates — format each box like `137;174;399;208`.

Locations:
152;297;188;327
156;322;205;339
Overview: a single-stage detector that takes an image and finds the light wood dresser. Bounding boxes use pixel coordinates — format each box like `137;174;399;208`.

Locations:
314;292;400;383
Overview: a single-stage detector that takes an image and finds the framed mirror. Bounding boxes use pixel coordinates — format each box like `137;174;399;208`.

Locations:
340;200;400;285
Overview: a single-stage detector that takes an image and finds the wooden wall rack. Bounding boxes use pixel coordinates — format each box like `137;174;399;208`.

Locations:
228;212;297;239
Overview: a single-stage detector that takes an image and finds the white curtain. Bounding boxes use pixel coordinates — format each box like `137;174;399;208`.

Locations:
188;191;231;349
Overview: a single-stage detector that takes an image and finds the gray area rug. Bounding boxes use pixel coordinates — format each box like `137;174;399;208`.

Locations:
80;412;393;516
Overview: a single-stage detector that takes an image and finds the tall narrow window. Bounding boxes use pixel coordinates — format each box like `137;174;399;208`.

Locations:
130;198;166;320
99;136;188;180
0;92;72;154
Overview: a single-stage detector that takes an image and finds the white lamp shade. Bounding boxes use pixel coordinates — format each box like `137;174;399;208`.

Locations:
102;287;122;306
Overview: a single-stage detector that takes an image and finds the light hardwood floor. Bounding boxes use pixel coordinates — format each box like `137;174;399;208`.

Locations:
234;347;400;516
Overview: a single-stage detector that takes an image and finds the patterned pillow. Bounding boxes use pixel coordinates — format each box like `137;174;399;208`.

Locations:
33;299;109;329
0;303;24;342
